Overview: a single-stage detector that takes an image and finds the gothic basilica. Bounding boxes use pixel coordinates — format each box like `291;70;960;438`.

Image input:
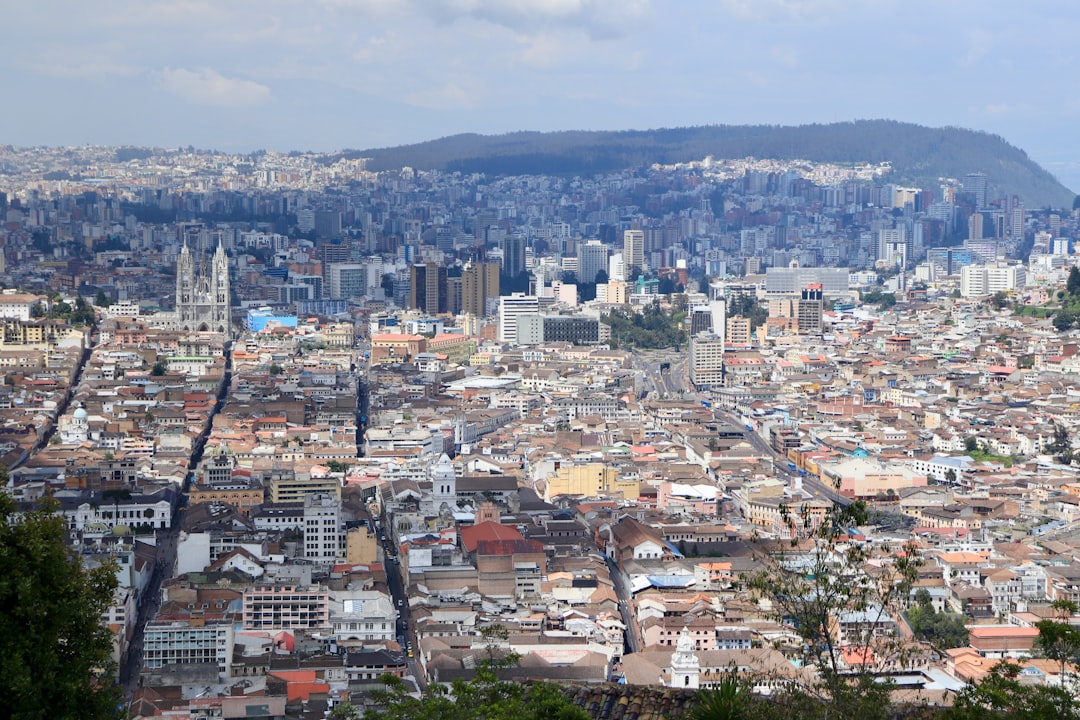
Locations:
155;241;232;337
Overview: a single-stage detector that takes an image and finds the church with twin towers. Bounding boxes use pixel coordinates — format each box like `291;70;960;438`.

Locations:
169;240;232;337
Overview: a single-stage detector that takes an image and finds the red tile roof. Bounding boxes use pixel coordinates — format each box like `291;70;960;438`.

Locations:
460;521;524;552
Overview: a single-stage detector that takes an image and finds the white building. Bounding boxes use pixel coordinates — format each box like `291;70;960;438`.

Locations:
0;292;44;321
623;229;645;272
304;493;343;562
143;622;234;677
329;590;398;647
497;293;540;343
690;332;726;389
960;263;1026;298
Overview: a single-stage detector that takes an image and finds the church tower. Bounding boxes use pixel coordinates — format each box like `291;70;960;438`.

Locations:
670;627;701;689
431;454;457;512
175;240;231;336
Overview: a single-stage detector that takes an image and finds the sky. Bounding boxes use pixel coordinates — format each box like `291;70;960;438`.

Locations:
4;0;1080;191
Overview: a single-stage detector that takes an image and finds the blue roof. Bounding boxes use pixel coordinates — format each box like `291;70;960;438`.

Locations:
645;575;696;588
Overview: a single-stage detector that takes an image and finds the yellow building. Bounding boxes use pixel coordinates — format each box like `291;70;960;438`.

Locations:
346;525;379;565
543;463;638;502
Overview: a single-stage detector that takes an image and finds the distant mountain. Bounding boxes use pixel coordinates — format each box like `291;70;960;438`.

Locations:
344;121;1074;208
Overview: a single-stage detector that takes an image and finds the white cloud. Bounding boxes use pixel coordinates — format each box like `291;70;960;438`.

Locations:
960;28;993;67
715;0;840;23
402;80;480;109
158;67;271;107
327;0;650;39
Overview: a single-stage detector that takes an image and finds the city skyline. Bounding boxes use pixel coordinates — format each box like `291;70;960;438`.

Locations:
4;1;1080;191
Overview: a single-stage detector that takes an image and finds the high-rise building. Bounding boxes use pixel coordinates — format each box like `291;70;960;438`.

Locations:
726;316;752;346
797;284;824;335
409;262;448;315
500;234;526;277
963;172;988;210
968;212;984;240
576;240;609;284
608;252;626;283
498;293;540;343
960;263;1026;298
690;333;725;389
462;261;500;317
623;229;645;274
326;263;368;300
517;314;599;345
304;493;342;562
315;210;343;239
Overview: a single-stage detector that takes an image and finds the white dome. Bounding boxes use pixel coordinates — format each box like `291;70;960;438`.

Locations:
73;406;88;420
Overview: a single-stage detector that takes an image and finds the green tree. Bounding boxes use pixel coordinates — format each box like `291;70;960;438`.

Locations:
690;674;756;720
1068;266;1080;297
150;361;167;376
906;593;968;651
269;363;283;375
747;499;920;720
944;468;957;484
946;661;1079;720
326;460;350;475
964;436;979;452
334;626;588;720
94;290;112;308
0;493;123;719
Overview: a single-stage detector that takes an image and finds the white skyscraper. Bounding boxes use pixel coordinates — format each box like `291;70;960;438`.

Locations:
498;293;540;343
623;229;645;274
608;252;626;283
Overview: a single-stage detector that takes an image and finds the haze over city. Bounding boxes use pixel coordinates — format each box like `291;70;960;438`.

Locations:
4;0;1080;189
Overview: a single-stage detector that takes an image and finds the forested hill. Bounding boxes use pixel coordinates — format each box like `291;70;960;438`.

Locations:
346;121;1073;208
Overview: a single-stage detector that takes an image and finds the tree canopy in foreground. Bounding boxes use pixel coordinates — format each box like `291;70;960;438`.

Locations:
0;493;122;720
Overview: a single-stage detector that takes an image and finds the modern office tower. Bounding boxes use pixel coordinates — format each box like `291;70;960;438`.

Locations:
797;284;824;335
963;238;999;263
623;229;645;273
690;333;725;389
315;210;343;239
876;227;908;267
963;172;988;210
446;276;463;315
609;252;626;283
500;234;526;276
462;261;500;317
926;248;976;278
326;263;368;299
517;314;599;345
409;262;448;315
576;240;609;284
297;207;316;233
175;240;231;336
764;266;848;294
960;263;1026;298
726;315;752;346
498;293;540;343
968;212;984;240
1010;204;1025;240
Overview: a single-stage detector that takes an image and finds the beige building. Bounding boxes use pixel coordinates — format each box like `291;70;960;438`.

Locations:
543;462;638;502
346;525;379;565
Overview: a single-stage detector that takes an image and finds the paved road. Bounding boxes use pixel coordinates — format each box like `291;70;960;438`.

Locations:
380;532;425;689
605;556;641;655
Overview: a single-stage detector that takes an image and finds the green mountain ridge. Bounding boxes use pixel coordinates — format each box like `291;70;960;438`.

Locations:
346;120;1074;208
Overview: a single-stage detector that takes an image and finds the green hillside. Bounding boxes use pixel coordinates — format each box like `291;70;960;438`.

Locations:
344;121;1073;208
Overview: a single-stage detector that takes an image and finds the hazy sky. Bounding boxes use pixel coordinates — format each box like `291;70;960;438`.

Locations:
4;0;1080;190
